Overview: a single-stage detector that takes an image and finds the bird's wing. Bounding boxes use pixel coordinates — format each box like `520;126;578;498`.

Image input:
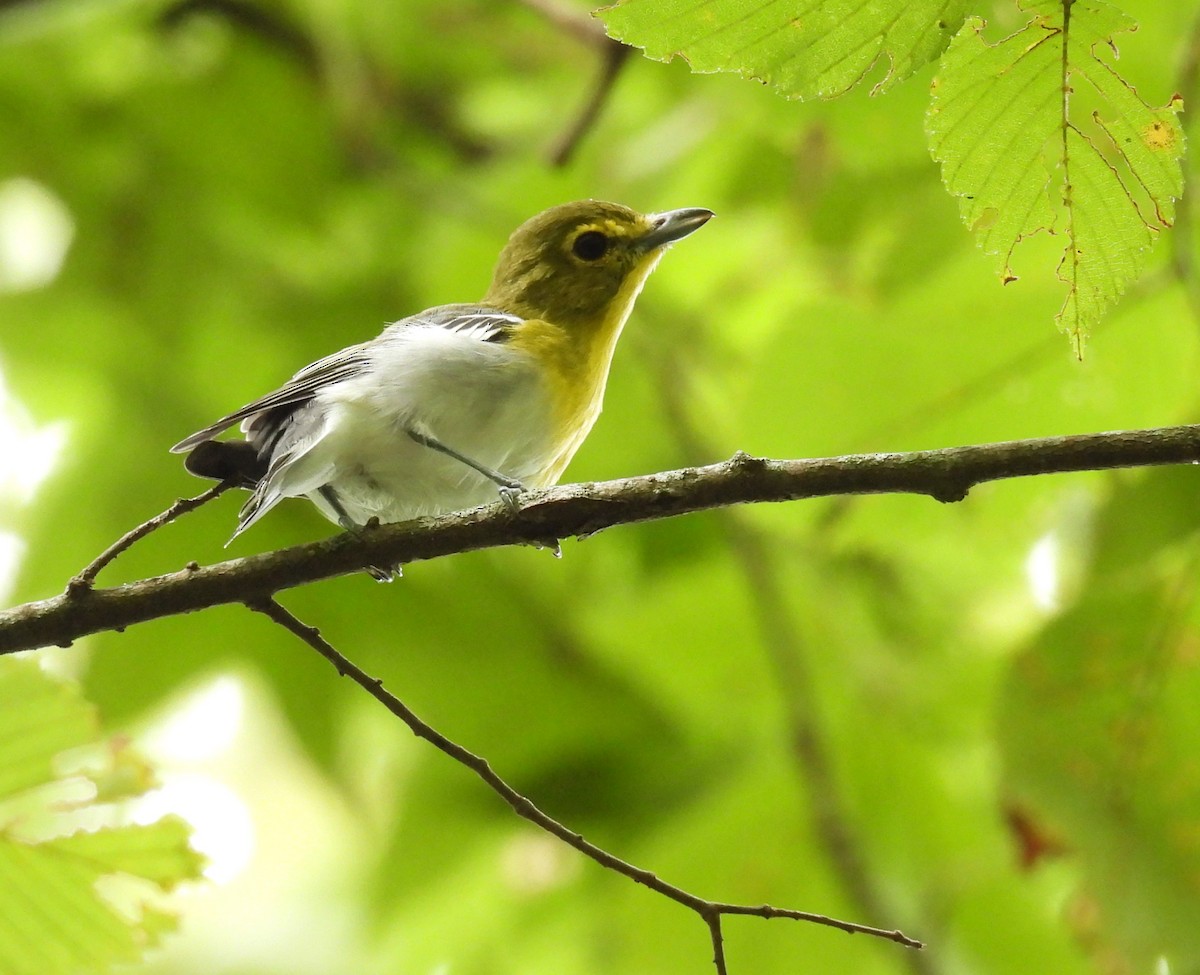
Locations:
170;305;521;455
170;344;372;453
412;304;522;342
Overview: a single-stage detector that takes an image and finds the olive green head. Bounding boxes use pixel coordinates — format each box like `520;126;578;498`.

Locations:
484;200;713;327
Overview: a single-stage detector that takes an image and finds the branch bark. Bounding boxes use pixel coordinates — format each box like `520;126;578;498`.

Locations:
3;425;1199;655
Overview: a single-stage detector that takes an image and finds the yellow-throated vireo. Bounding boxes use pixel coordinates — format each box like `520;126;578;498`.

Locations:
172;200;712;552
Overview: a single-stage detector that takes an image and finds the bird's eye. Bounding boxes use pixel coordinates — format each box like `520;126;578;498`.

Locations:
572;230;609;261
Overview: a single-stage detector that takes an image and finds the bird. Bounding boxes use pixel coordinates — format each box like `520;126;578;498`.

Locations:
172;200;713;570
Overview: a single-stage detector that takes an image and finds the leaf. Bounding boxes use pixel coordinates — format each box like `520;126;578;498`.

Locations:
0;660;205;975
46;817;203;890
926;1;1185;353
600;0;968;99
0;658;97;800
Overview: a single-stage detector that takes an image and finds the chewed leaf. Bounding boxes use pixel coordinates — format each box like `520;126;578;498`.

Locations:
926;1;1185;353
46;817;204;890
601;0;968;100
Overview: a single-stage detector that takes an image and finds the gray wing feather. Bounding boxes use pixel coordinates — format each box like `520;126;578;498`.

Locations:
171;304;521;455
419;305;521;341
170;345;371;453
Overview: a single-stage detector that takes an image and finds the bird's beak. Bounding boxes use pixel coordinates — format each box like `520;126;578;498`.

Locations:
637;207;715;251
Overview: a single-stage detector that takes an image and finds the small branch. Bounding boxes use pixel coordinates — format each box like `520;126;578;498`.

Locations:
4;426;1200;654
158;0;322;79
706;915;729;975
66;481;234;594
517;0;633;166
247;596;922;969
548;42;632;166
517;0;609;48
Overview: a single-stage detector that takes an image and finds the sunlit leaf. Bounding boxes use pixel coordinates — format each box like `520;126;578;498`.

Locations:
926;2;1184;352
600;0;967;99
0;660;204;975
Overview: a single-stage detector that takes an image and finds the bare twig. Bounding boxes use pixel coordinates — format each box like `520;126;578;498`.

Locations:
247;595;923;972
517;0;608;48
158;0;321;78
548;42;632;166
517;0;633;166
66;481;234;594
5;425;1200;654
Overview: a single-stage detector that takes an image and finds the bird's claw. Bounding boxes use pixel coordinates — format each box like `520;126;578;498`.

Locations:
497;483;525;512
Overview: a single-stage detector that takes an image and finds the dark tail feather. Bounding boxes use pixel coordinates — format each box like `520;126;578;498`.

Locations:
183;440;265;489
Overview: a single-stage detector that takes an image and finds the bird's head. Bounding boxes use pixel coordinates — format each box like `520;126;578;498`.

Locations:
484;200;712;330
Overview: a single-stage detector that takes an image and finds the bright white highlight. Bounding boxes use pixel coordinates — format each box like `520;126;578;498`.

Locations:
500;831;578;894
0;369;66;507
135;773;255;885
138;676;252;883
1024;532;1061;611
0;533;23;604
0;366;67;600
143;675;246;762
0;177;74;292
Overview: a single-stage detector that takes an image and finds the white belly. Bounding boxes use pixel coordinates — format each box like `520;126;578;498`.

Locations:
280;326;557;527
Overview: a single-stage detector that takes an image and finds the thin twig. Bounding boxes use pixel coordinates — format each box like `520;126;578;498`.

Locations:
549;42;632;166
66;481;234;594
517;0;633;166
516;0;609;48
158;0;322;78
6;425;1200;654
247;595;923;971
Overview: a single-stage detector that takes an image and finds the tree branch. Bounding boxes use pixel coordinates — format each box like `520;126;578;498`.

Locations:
3;425;1200;655
247;596;923;970
66;481;233;594
516;0;633;166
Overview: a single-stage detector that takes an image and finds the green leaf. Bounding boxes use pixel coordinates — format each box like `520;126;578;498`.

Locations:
926;2;1184;353
46;817;203;890
0;660;204;975
600;0;967;99
0;659;96;800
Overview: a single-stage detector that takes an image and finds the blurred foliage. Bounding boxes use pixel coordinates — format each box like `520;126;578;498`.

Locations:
2;0;1200;974
0;659;204;975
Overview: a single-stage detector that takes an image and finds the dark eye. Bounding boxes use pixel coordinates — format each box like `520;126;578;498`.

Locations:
572;230;609;261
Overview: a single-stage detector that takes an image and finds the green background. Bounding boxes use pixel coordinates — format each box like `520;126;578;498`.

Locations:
2;1;1199;973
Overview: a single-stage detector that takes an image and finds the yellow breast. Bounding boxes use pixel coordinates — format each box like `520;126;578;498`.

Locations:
505;257;660;486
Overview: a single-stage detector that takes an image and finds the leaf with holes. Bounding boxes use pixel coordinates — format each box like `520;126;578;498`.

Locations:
926;1;1184;353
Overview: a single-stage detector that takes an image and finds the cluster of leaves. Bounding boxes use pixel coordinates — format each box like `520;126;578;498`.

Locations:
0;660;203;974
602;0;1186;352
1;0;1198;974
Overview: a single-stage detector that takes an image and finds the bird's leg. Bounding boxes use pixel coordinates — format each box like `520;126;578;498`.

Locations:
319;485;358;532
405;428;525;511
319;486;401;582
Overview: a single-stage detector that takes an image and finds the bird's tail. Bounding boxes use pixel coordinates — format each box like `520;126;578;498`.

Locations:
183;440;265;488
